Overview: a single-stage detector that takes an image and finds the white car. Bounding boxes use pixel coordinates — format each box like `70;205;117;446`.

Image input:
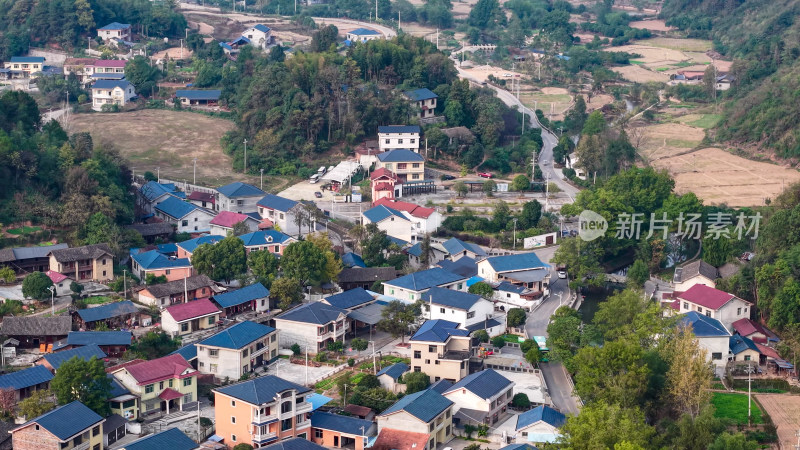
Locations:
558;270;567;279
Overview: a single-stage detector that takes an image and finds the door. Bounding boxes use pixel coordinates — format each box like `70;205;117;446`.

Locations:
334;436;339;447
191;319;200;331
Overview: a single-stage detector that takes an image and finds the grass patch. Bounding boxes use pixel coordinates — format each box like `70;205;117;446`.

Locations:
7;226;42;235
84;296;115;305
37;242;54;246
665;138;702;148
712;383;726;390
711;392;763;425
686;114;723;129
630;60;645;65
671;61;694;68
500;334;525;343
315;378;335;390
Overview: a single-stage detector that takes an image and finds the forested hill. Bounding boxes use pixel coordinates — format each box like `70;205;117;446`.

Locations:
661;0;800;158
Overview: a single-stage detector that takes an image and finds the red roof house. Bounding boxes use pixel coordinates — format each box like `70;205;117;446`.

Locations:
209;211;259;235
373;198;435;219
372;429;430;450
45;270;69;284
118;354;196;386
161;298;222;336
731;318;775;344
676;284;752;329
110;354;197;416
94;59;127;68
187;191;215;208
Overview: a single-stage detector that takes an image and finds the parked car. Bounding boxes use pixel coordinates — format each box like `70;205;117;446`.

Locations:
478;172;494;178
558;270;567;279
314;191;323;198
441;174;456;181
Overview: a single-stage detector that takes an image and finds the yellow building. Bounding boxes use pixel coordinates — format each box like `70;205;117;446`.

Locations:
11;401;104;450
110;354;198;417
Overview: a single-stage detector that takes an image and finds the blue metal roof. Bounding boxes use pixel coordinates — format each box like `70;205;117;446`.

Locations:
253;24;271;33
437;257;479;278
212;283;270;308
363;204;408;224
18;401;103;440
217;182;264;198
139;181;179;202
516;405;566;430
43;344;107;370
444;369;512;400
385;268;466;292
77;301;139;323
429;379;453;393
349;27;381;36
376;362;408;380
155;196;201;219
410;319;469;343
407;243;423;257
380;388;453;423
730;334;759;355
257;193;298;212
91;73;126;80
484;252;550;272
378;125;420;134
680;311;730;337
239;230;293;247
442;238;486;257
219;42;233;50
307;393;332;410
464;317;502;333
99;22;130;30
91;79;132;90
311;412;374;435
496;281;526;294
10;56;45;63
388;236;409;247
171;343;197;361
176;89;221;101
263;438;328;450
123;427;198;450
157;243;178;254
500;444;538;450
0;365;53;391
405;88;438;101
176;234;225;253
376;149;424;163
66;331;132;347
324;288;374;310
276;302;347;325
342;252;366;268
132;250;191;270
108;374;130;398
215;374;311;405
198;321;275;349
422;287;484;311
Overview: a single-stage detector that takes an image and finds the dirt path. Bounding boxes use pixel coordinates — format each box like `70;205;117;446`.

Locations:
755;394;800;449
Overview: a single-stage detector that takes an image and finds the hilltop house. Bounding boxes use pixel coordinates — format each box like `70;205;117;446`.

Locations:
346;28;382;43
98;22;131;41
382;268;468;303
376;389;454;449
378;125;421;152
161;298;222;337
477;253;550;294
0;316;72;349
91;79;136;111
110;354;198;416
372;198;442;240
675;284;752;329
362;204;413;243
421;287;501;335
3;56;45;77
48;243;114;282
216;182;266;214
274;302;349;353
673;260;719;291
131;249;193;282
213;375;313;447
409;319;472;383
154;196;216;233
0;243;68;277
211;282;271;317
195;321;278;380
136;274;218;308
257;194;301;236
442;369;514;426
242;24;272;49
239;230;297;256
175;89;221;106
209;211;261;236
404;88;438;120
376;149;425;183
514;405;566;444
10;401;104;450
311;412;377;450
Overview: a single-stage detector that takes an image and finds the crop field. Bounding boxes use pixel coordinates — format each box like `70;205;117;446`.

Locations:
628;19;676;32
520;87;573;120
675;114;723;129
756;394;800;449
612;64;671;83
711;392;762;425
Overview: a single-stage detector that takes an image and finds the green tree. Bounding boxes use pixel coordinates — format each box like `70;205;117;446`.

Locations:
468;281;494;299
664;325;712;418
581;110;606;136
361;223;391;267
18;389;55;419
518;200;542;229
483;180;497;197
271;277;304;310
231;221;251;236
512;393;530;408
358;374;381;389
70;281;84;295
454;181;468;197
707;433;758;450
492;336;506;348
127;331;179;360
702;234;732;267
558;401;655;449
564;95;588;134
627;259;649;288
125;56;161;97
525;346;542;365
51;356;111;416
377;300;417;343
473;329;489;342
192;236;248;283
145;273;167;285
547;306;584;371
233;444;255;450
520;339;536;353
572;339;650;407
512;174;530;191
492;201;511;231
350;337;369;351
403;371;430;394
310;25;339;52
22;271;53;300
307;232;343;283
248;250;279;288
419;234;433;267
348;387;397;412
507;308;527;327
282;241;328;286
552;237;604;290
0;266;15;284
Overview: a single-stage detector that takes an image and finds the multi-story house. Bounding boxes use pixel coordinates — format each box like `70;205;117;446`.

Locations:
0;243;68;277
0;365;52;402
382;268;468;303
131;249;193;282
195;321;278;380
3;56;45;77
239;230;297;256
97;22;131;41
477;253;551;294
370;168;401;202
673;259;719;291
421;287;501;335
362;204;413;243
409;319;471;383
679;311;731;377
675;284;752;330
154;196;216;233
257;194;301;236
404;88;438;120
441;238;486;262
274;302;348;353
63;58;98;84
176;235;225;260
91;80;136;111
137;181;183;215
376;149;425;183
441;369;514;425
52;331;132;358
211;282;271;317
311;412;376;450
210;211;261;236
213;375;313;448
110;354;198;417
187;191;216;209
93;59;126;76
137;274;218;308
514;405;566;445
216;182;266;213
241;24;272;49
161;299;222;337
48;243;114;282
493;281;544;312
117;428;198;450
372;199;442;241
376;389;453;450
378;125;421;152
10;401;104;450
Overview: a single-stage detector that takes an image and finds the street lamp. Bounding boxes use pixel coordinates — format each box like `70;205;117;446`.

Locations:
47;286;55;316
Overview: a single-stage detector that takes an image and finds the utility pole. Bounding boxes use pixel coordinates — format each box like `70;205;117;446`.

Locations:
544;173;550;212
157;166;160;182
513;218;518;250
193;158;197;185
305;344;309;386
48;286;55;316
343;384;348;406
243;138;248;174
123;269;127;300
260;168;264;190
370;341;377;375
747;362;754;425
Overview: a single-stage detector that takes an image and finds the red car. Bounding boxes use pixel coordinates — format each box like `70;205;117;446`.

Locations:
478;172;494;178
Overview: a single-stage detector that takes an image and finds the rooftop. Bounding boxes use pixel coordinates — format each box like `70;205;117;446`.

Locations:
126;222;175;237
12;401;103;441
422;286;485;311
217;182;265;199
142;274;216;298
50;243;112;263
348;27;381;36
263;438;327;450
404;88;438;101
0;243;69;263
175;89;221;101
372;428;429;450
77;301;139;323
363;204;409;224
198;321;275;349
380;388;453;423
155;196;204;220
482;252;549;273
121;354;195;385
212;282;270;308
170;343;198;362
376;149;424;163
338;267;398;284
0;365;53;391
730;334;760;355
91;79;133;90
378;125;420;134
342;252;366;268
516;405;566;430
0;316;72;337
437;257;478;278
442;237;486;257
9;56;45;63
276;301;348;325
410;319;469;343
121;427;198;450
373;198;435;219
239;230;294;247
678;284;746;310
210;211;253;228
45;270;70;284
376;362;408;380
215;374;310;405
429;379;453;393
253;24;271;33
258;193;299;212
310;412;375;436
176;234;225;254
187;191;215;203
42;344;107;370
140;181;179;202
323;288;375;310
385;268;466;292
99;22;131;30
680;311;731;337
165;298;220;323
65;331;132;347
370;168;397;181
731;318;774;341
674;260;719;283
93;59;127;68
444;369;512;400
131;250;191;270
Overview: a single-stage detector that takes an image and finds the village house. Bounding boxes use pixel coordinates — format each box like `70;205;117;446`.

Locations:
0;316;72;350
126;223;175;243
131;249;193;282
730;334;761;363
680;311;731;377
673;259;719;291
175;89;222;106
176;235;225;260
343;404;375;421
337;267;398;292
76;301;140;330
371;429;430;450
10;401;104;450
213;375;314;448
274;302;349;353
137;181;184;215
104;415;128;450
378;125;421;152
436;257;479;279
362;204;413;243
311;412;376;450
37;344;106;373
404;88;438;120
91;79;136;111
382;268;468;303
377;363;409;394
441;238;487;262
716;74;735;90
3;56;45;77
346;28;382;43
161;298;222;337
52;331;132;357
322;288;375;311
107;369;141;420
137;274;218;308
0;365;52;402
376;149;425;183
409;319;472;383
239;230;297;255
154;196;216;233
93;59;126;76
493;281;543;312
98;22;131;41
257;194;301;236
187;191;216;209
370;168;402;203
110;354;198;417
211;282;271;317
477;253;551;294
376;388;454;450
209;211;261;236
514;405;566;445
372;198;442;241
217;182;266;214
343;252;366;268
675;284;752;329
45;270;74;296
731;318;777;345
62;57;97;84
48;243;114;282
0;243;68;277
242;24;273;49
442;369;514;426
196;321;278;380
421;287;501;335
321;288;384;336
117;427;198;450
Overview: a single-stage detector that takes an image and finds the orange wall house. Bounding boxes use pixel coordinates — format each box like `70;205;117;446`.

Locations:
310;412;376;450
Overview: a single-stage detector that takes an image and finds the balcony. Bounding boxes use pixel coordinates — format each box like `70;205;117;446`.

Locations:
73;441;91;450
295;402;312;414
252;412;278;425
296;419;311;429
439;350;471;360
253;432;278;444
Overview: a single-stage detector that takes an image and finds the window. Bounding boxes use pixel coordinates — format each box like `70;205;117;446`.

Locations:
414;366;421;372
123;399;135;408
412;163;420;168
281;401;292;413
210;364;218;372
744;355;751;361
429;345;436;353
315;429;324;438
209;316;216;325
182;220;189;226
398;139;404;144
705;310;711;317
169;379;173;388
35;425;40;431
711;352;722;360
467;311;475;319
243;349;249;357
102;270;107;277
210;349;219;357
281;418;292;431
145;384;154;393
435;360;440;365
429;423;434;432
440;307;445;313
414;350;421;358
231;400;236;407
160;381;164;390
411;139;416;144
737;307;742;315
94;445;101;450
271;335;277;342
232;435;237;442
231;416;236;424
385;139;390;144
425;359;430;364
697;306;702;312
184;378;192;387
445;425;451;436
446;409;451;418
181;323;189;332
272;349;277;358
683;302;688;310
199;362;205;368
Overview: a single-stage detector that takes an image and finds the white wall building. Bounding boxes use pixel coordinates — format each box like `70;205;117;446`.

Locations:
378;125;421;152
91;80;136;111
676;284;752;330
273;302;348;353
195;321;278;380
382;268;468;304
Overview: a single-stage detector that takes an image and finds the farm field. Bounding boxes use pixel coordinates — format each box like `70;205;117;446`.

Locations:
675;113;723;129
640;37;712;52
612;64;670;83
628;19;676;32
519;87;573;120
756;394;800;449
636;122;705;161
711;392;762;425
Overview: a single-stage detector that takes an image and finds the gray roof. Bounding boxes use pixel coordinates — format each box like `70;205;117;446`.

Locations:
376;362;408;380
338;267;398;283
310;412;375;436
380;388;453;423
444;369;512;400
126;223;175;237
346;302;387;325
421;287;485;311
143;275;216;298
674;260;719;283
50;244;113;262
263;438;328;450
103;414;128;433
215;375;311;405
276;302;348;325
0;316;72;336
8;244;69;261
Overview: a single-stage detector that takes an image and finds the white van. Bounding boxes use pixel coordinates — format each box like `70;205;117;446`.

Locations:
309;174;321;184
317;166;327;175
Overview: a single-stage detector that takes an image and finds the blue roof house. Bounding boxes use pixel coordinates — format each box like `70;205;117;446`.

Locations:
382;267;468;303
137;180;183;214
4;56;45;77
404;88;438;119
131;249;193;282
362;204;412;243
409;320;472;383
216;182;265;214
196;321;278;380
274;302;349;353
176;234;225;256
257;194;301;236
0;365;53;401
39;344;107;372
211;282;271;315
477;252;551;291
377;389;454;444
98;22;131;40
515;405;566;444
376;362;409;393
53;330;132;357
153;196;216;233
442;237;486;260
442;369;515;424
322;287;375;310
11;401;104;448
310;412;377;444
239;230;296;253
680;311;732;377
242;23;273;49
175;89;221;105
76;301;140;328
91;79;136;111
346;27;382;43
421;287;499;334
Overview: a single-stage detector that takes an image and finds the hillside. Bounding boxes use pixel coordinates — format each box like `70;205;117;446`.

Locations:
661;0;800;158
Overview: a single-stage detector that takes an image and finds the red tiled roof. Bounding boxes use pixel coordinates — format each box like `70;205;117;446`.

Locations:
258;218;274;229
373;198;435;219
210;211;251;228
123;354;195;385
374;182;395;192
158;387;184;400
343;404;372;417
165;298;220;322
370;168;397;181
756;343;781;359
732;318;759;336
678;284;744;310
46;270;70;284
106;359;146;373
94;59;127;68
64;58;97;66
372;428;429;450
188;191;215;203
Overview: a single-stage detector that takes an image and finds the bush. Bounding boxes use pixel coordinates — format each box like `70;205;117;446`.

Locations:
347;358;355;367
350;338;369;351
512;393;531;408
291;343;302;355
520;339;536;353
472;330;489;343
491;336;506;349
314;352;328;363
507;308;527;327
358;374;380;389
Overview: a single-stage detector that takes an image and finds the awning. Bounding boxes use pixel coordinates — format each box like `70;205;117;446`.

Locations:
347;302;386;325
307;393;332;411
158;388;184;400
466;276;484;287
208;435;224;442
110;394;138;402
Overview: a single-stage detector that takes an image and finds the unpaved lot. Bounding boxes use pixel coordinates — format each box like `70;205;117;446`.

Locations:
611;44;687;67
150;46;193;61
640;37;712;52
756;394;800;449
612;64;670;83
629;19;676;32
461;65;523;82
586;93;614;112
636;122;706;161
520;87;573;120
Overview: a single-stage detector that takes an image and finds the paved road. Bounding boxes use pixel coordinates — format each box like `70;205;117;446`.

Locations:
540;362;580;416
